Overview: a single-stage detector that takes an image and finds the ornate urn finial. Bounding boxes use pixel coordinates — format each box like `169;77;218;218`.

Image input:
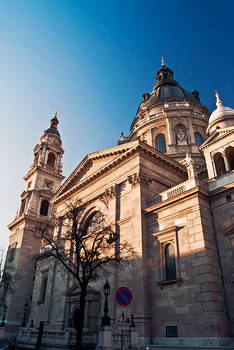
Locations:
215;91;223;108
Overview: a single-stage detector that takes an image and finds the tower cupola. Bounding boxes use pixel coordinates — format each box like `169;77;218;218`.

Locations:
45;112;60;137
207;92;234;135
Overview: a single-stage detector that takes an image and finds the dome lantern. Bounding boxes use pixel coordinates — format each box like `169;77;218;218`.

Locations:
45;111;60;137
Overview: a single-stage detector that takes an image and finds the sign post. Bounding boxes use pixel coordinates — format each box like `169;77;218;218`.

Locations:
115;287;133;350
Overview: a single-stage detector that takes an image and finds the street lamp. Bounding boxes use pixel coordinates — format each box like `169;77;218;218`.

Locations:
101;279;111;326
129;314;135;328
21;301;28;327
0;305;8;327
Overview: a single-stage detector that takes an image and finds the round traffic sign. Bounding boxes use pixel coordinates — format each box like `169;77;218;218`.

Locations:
115;287;133;306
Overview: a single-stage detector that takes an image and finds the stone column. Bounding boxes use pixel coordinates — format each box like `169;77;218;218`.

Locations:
222;151;230;172
211;156;217;178
55;154;61;171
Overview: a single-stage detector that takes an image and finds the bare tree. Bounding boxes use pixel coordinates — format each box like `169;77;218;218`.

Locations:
34;202;135;349
0;247;15;308
0;246;6;280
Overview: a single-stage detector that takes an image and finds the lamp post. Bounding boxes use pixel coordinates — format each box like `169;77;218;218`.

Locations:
101;279;111;326
21;301;28;327
0;305;8;327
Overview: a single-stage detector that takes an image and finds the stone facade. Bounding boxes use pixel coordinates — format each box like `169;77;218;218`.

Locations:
1;62;234;347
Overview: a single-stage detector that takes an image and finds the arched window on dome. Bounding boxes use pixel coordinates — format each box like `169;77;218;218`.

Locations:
155;134;166;153
226;147;234;170
40;199;49;216
214;153;226;177
47;152;56;168
194;132;203;152
165;244;176;281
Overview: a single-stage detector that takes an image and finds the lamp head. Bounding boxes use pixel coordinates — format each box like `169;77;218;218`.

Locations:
103;279;110;296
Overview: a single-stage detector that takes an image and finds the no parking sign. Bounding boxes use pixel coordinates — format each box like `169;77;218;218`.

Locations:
115;286;133;306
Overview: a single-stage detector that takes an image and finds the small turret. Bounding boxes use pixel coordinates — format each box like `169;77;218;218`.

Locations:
207;91;234;135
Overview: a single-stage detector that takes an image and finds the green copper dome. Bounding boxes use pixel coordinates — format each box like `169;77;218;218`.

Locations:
138;61;201;112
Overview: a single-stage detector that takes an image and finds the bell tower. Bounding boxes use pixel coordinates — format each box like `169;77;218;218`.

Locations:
0;113;64;334
22;112;64;218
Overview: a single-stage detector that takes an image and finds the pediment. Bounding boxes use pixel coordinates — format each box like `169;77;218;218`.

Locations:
201;127;234;149
53;142;138;201
52;140;186;204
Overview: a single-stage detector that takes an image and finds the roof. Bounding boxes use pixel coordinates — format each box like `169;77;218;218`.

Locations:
137;62;202;114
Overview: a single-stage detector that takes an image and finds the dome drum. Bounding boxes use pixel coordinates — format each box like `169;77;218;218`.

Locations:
128;61;209;164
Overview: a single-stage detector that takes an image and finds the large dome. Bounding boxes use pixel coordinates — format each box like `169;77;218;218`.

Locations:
137;60;202;113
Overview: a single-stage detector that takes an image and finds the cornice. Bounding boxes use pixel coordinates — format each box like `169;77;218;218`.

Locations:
53;147;138;204
53;142;137;201
53;142;187;205
24;166;65;181
129;116;166;139
200;128;234;150
153;225;178;237
131;100;209;131
8;214;25;230
145;186;209;214
8;213;53;231
116;215;132;225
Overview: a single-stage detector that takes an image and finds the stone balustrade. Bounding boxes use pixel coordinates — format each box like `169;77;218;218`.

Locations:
146;177;198;208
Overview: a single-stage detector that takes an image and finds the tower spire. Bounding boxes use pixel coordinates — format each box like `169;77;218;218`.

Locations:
215;91;223;108
50;111;59;129
161;56;165;67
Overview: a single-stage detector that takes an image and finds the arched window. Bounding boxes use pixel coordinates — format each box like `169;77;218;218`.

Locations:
84;211;104;236
47;153;56;168
165;244;176;280
214;153;226;177
226;147;234;170
40;200;49;216
155;134;166;153
194;132;203;150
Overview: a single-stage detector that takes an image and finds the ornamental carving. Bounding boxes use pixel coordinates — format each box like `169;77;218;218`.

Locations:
44;179;54;190
175;125;188;145
128;172;152;188
99;185;117;208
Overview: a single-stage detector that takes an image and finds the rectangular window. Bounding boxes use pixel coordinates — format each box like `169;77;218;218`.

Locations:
166;326;178;338
9;243;17;262
40;276;48;303
153;226;182;284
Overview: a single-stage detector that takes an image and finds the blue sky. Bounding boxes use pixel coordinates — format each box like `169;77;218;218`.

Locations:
0;0;234;250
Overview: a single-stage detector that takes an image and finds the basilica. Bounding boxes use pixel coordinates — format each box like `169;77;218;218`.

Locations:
1;60;234;348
